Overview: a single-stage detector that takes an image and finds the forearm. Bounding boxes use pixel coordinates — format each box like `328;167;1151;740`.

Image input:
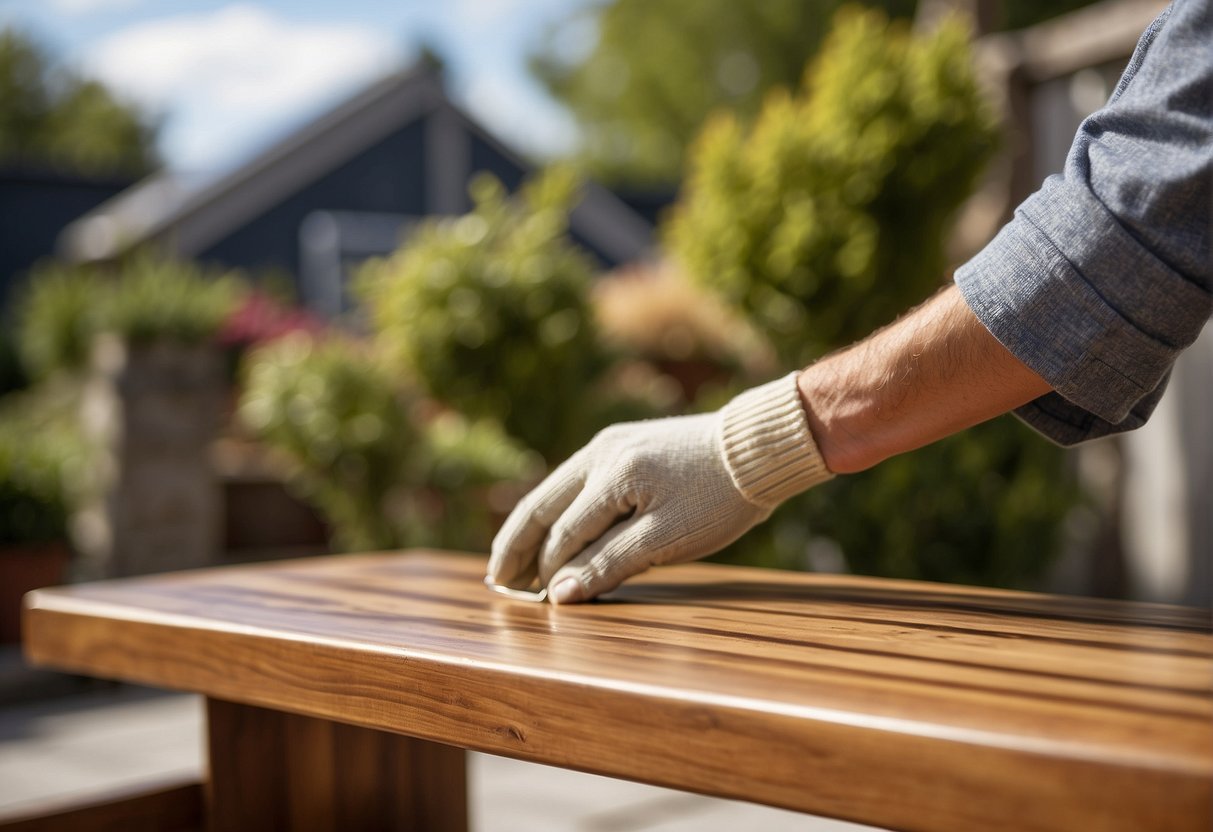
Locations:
797;284;1053;474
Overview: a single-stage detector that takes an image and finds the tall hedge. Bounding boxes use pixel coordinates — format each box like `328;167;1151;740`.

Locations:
667;8;998;366
666;9;1077;587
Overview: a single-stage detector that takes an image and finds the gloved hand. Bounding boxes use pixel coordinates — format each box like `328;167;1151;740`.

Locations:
487;372;833;604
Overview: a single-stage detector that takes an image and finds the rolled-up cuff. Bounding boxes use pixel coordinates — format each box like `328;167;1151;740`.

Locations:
719;372;833;508
955;179;1211;443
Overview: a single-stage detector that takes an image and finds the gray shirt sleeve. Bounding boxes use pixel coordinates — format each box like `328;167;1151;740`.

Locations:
954;0;1213;446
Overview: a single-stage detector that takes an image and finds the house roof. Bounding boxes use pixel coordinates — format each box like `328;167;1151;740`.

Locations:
60;62;654;266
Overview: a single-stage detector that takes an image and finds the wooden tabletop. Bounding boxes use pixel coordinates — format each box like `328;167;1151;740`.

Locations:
22;550;1213;832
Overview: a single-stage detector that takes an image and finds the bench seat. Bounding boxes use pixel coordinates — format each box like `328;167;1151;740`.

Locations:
21;550;1213;832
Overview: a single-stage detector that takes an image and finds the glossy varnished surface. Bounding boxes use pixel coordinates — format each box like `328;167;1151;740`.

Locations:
23;551;1213;832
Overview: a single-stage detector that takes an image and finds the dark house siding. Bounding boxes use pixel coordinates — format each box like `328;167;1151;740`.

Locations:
615;188;679;229
192;118;635;292
55;75;653;310
468;135;598;264
466;134;646;269
0;166;134;304
469;135;526;195
197;121;430;282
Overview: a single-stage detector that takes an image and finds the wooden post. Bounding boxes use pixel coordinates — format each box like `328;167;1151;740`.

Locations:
205;698;467;832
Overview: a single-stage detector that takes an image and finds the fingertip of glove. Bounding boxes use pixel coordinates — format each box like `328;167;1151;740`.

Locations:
550;577;585;605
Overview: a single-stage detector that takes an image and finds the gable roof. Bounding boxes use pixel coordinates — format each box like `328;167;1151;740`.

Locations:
61;62;654;266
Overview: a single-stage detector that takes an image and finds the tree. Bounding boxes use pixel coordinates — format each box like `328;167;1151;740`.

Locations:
0;29;157;176
531;0;916;186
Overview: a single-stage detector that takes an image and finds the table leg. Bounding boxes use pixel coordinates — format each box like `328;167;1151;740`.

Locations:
205;698;468;832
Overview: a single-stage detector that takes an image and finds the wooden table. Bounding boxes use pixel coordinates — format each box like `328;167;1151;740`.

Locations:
19;550;1213;832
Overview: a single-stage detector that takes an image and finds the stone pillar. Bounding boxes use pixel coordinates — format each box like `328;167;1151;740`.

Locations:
74;334;224;579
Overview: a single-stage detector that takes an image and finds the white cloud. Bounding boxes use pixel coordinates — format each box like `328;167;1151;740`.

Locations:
50;0;141;16
81;4;401;172
451;0;534;30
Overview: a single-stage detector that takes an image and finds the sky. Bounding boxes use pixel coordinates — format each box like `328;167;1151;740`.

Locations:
0;0;599;176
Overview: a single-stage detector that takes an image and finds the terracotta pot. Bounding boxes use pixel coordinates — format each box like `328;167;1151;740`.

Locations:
0;540;70;644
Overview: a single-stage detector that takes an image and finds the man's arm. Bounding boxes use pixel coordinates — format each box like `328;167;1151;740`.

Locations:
798;284;1052;474
489;0;1210;603
488;284;1051;604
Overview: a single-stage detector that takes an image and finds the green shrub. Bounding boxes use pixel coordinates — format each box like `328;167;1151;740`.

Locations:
0;381;90;544
416;412;545;549
13;262;100;381
356;168;608;461
664;9;1076;587
13;254;244;380
801;420;1080;588
667;8;998;367
101;253;243;348
0;320;29;396
238;335;538;552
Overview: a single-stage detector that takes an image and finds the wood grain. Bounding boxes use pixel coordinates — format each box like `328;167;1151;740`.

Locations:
22;550;1213;832
205;698;466;832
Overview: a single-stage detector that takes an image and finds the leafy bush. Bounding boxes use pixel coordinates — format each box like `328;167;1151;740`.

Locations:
664;9;1075;587
0;318;29;396
238;335;539;552
417;412;545;549
12;262;100;382
801;420;1080;588
356;169;607;461
0;382;90;544
101;253;243;348
13;255;244;380
667;8;999;367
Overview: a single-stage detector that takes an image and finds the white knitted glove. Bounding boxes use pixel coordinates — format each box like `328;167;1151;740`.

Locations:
487;372;833;604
